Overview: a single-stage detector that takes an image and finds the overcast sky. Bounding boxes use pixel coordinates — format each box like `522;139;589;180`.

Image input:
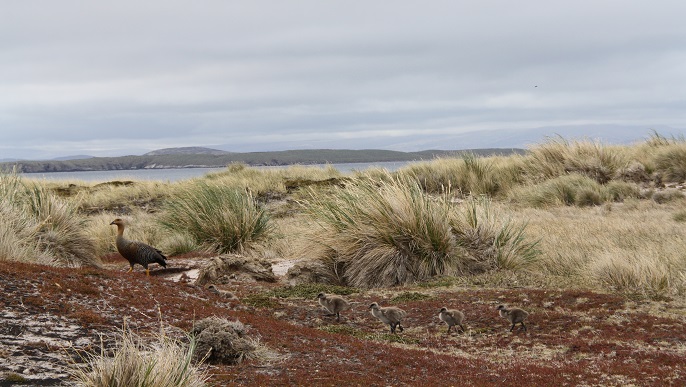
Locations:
2;1;686;159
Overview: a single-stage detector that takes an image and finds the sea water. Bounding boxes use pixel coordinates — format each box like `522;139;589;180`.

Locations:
21;161;413;182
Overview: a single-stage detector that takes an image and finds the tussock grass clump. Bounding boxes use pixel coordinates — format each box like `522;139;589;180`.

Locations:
24;185;99;266
510;174;639;207
160;181;273;253
453;198;540;271
71;326;208;387
589;254;674;299
298;175;539;288
521;137;629;184
0;202;48;263
301;176;460;287
399;154;520;197
653;145;686;182
0;172;98;267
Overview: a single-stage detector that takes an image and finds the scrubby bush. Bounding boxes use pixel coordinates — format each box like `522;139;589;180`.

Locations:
192;317;258;365
297;175;538;288
160;181;273;253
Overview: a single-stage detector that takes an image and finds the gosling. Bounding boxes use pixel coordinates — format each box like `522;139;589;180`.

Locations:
497;304;529;332
316;292;351;322
207;284;237;300
438;307;465;334
369;302;406;334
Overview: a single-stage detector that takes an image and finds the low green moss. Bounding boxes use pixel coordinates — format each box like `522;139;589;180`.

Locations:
318;325;368;339
418;277;459;288
318;326;420;344
269;284;358;299
673;210;686;222
4;373;28;383
241;294;279;308
391;291;432;303
375;333;421;345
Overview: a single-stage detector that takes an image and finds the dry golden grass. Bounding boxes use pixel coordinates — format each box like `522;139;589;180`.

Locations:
396;154;522;198
6;133;686;298
86;211;170;257
519;136;631;184
1;173;99;267
514;199;686;297
71;324;208;387
198;163;343;195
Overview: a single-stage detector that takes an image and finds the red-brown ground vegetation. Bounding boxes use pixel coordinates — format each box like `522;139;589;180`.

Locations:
1;258;686;386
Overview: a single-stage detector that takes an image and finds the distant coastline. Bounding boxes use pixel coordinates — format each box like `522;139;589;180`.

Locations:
1;148;525;174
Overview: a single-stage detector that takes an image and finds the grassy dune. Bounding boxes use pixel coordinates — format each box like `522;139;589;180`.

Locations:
6;132;686;297
4;133;686;384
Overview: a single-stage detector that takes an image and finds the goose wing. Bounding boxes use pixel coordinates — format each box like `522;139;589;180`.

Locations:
129;241;168;267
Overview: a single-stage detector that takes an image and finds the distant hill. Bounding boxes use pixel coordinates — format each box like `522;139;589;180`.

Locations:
52;155;94;161
1;148;524;174
144;147;230;156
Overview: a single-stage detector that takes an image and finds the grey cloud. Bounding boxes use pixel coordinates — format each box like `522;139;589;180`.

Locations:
1;1;686;159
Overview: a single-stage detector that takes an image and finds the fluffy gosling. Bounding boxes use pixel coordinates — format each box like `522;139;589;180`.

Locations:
369;302;406;334
497;304;529;332
317;292;351;322
207;284;237;300
438;307;465;334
